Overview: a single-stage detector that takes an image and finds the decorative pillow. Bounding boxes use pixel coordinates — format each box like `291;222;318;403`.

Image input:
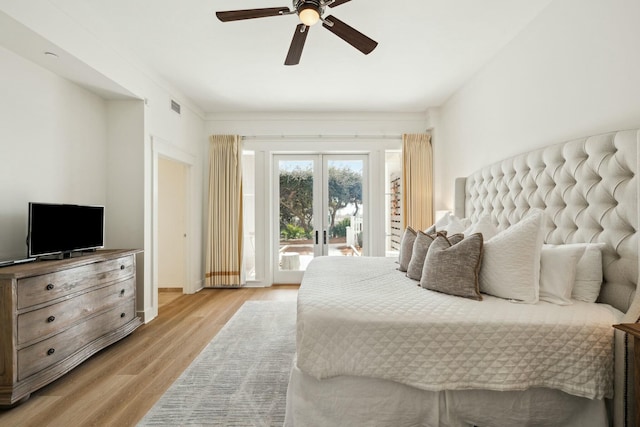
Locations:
398;227;417;272
425;213;471;234
543;242;605;302
446;233;465;246
539;245;584;305
573;243;606;302
406;231;438;280
479;209;545;303
463;215;498;241
542;242;606;302
421;233;484;301
424;212;451;234
443;215;466;235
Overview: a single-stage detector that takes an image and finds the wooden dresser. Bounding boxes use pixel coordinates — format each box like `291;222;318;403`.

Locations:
0;249;142;406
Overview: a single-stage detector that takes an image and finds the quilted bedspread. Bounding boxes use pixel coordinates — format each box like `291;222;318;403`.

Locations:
296;257;623;400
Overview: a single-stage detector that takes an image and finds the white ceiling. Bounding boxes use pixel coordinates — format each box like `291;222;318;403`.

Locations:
10;0;553;114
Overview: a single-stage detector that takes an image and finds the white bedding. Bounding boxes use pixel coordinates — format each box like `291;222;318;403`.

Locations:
285;363;609;427
297;256;623;400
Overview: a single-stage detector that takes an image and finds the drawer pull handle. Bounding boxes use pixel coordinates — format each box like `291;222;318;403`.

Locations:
46;284;55;291
120;313;126;318
120;289;125;296
47;316;56;323
120;265;125;270
47;348;55;356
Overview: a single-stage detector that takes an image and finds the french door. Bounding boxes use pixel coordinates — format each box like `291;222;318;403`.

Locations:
273;154;368;283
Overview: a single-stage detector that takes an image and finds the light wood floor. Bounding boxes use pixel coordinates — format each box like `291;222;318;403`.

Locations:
0;286;299;427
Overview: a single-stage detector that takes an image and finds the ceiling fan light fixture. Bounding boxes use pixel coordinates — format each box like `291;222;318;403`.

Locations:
299;5;320;26
216;0;378;65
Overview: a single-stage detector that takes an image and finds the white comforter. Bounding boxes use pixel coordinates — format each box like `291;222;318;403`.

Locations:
296;257;623;400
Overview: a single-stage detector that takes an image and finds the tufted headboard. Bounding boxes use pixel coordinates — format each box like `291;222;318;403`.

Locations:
455;129;639;313
454;128;640;427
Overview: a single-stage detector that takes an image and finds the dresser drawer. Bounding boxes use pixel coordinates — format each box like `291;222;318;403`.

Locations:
17;277;136;346
17;256;134;309
17;299;136;380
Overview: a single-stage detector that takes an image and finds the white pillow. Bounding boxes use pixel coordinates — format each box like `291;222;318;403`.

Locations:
539;245;584;305
573;243;605;302
460;216;472;229
443;215;466;235
540;243;606;303
424;212;451;234
479;209;545;303
464;215;498;240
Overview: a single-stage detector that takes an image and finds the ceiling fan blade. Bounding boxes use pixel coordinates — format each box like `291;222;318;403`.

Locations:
328;0;352;7
216;7;290;22
322;15;378;55
285;24;310;66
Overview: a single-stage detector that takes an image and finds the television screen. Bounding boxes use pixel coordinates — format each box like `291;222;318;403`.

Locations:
28;203;105;257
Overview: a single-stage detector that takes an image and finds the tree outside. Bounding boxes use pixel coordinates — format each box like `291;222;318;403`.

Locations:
279;165;362;243
327;166;362;239
279;167;314;240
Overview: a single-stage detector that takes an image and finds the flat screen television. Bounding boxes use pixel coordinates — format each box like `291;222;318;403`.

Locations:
28;202;105;258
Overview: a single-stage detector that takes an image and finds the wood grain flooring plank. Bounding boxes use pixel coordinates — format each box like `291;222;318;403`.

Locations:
0;286;299;426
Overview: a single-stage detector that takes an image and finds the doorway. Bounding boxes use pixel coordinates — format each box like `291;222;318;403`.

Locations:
273;154;368;284
158;157;187;292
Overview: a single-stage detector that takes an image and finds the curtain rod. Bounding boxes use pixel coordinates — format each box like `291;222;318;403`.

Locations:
241;134;403;141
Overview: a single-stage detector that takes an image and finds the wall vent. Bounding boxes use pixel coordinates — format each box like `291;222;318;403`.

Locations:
171;100;181;114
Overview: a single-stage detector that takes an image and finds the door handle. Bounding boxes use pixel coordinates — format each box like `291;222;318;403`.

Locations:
315;230;319;245
323;230;327;245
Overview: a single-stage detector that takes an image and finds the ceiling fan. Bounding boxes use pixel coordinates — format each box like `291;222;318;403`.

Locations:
216;0;378;66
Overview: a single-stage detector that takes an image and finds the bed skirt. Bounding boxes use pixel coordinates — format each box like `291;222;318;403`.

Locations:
284;360;608;427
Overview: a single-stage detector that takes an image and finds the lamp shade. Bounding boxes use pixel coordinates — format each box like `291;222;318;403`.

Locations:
299;6;320;26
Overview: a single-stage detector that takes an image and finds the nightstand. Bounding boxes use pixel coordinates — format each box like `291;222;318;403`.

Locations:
613;323;640;424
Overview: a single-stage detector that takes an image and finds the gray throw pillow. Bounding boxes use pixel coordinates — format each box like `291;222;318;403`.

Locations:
420;233;484;301
398;227;417;272
445;233;464;246
406;231;439;280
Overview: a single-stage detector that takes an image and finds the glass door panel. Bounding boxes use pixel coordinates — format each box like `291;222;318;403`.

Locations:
275;156;321;283
324;156;365;257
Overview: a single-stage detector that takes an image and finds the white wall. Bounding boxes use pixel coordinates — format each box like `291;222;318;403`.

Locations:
0;2;207;322
207;112;429;137
0;46;108;260
172;105;206;297
104;100;147;318
434;0;640;211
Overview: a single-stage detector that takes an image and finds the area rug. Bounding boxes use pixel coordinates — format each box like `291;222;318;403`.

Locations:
137;300;296;427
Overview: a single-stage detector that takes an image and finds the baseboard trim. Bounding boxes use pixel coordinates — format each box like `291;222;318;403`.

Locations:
138;307;157;324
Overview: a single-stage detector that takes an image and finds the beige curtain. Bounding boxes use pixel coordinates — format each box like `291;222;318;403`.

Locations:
402;133;434;231
205;135;244;287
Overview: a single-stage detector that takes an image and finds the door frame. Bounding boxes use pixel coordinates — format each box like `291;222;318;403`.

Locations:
151;137;196;318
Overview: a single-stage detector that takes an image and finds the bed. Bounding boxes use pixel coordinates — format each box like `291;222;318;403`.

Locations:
284;129;640;427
